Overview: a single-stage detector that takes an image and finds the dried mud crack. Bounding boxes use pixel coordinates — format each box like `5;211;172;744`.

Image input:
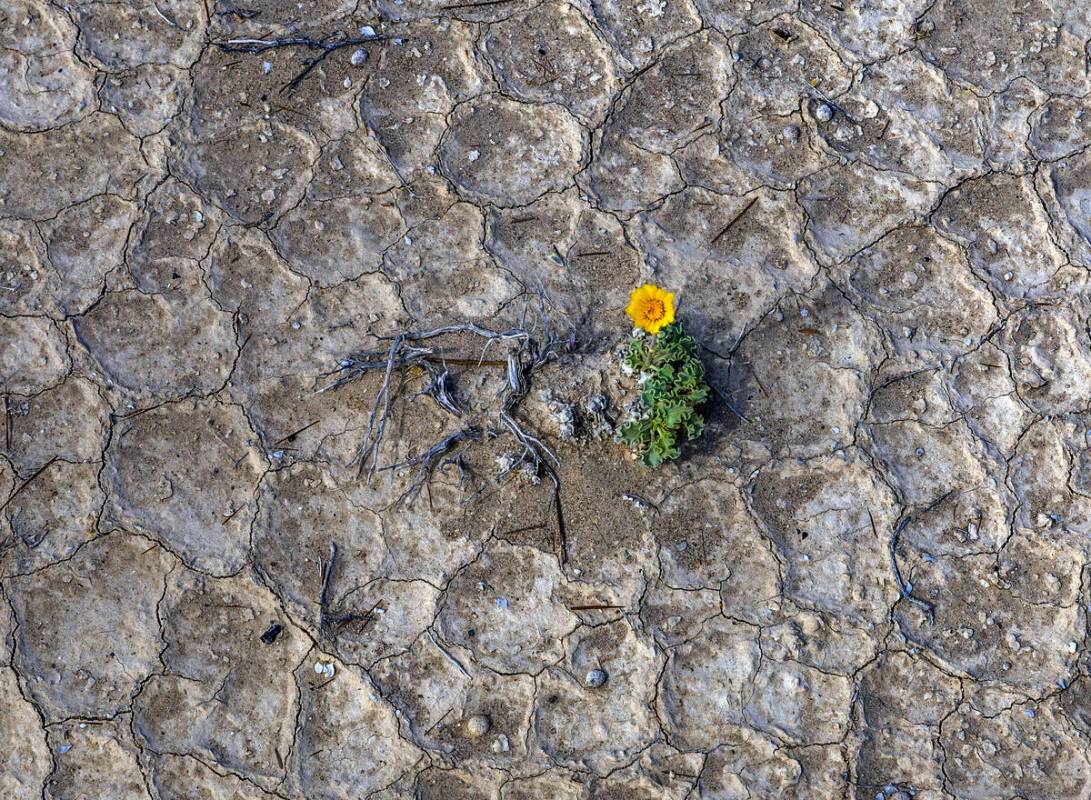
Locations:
3;0;1091;798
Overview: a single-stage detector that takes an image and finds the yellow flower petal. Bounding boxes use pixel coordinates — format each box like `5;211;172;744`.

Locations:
626;284;676;333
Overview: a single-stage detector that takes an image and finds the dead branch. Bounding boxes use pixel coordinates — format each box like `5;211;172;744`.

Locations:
882;512;936;623
213;33;388;93
323;302;572;482
322;294;574;557
382;426;483;506
318;541;337;638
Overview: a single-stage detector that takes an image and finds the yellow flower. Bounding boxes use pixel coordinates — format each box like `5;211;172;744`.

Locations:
626;283;676;334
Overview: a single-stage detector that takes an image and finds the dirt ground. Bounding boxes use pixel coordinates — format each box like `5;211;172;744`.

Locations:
4;0;1091;798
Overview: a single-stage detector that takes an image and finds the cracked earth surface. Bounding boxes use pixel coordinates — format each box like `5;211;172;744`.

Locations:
3;0;1091;798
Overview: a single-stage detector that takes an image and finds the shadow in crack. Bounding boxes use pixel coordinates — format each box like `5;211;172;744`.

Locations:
685;348;750;459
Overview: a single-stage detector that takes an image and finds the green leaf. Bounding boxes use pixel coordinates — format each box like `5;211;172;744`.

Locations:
664;404;686;427
621;320;711;468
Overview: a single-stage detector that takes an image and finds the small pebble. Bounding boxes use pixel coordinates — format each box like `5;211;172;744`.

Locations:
495;597;508;609
814;103;834;122
351;48;368;66
260;622;284;644
360;24;376;35
465;714;491;738
585;668;607;688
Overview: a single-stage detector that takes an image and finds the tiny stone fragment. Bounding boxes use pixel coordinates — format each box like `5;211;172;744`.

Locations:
465;714;491;738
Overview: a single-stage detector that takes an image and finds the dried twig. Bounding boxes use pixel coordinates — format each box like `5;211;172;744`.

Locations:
429;631;471;677
382;426;483;506
318;542;337;638
440;454;470;492
273;420;319;445
323;295;574;558
213;33;387;93
877;511;935;622
710;196;757;245
325;598;383;631
417;365;462;417
0;457;57;514
324;304;571;483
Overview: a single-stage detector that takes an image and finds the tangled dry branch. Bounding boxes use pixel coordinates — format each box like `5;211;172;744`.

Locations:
321;298;575;522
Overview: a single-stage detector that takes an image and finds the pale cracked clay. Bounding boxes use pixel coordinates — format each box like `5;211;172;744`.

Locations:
4;0;1091;798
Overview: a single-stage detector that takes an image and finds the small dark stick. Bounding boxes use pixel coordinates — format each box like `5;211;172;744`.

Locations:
550;476;567;567
273;419;320;445
0;456;58;514
318;542;337;638
710;196;757;245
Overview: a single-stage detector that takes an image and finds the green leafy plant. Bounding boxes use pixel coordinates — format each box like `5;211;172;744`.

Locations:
619;322;710;466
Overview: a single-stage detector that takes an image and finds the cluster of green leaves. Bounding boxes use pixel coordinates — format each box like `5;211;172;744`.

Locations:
620;322;710;466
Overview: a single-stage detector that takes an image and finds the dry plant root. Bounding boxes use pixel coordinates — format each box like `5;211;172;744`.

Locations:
321;297;575;558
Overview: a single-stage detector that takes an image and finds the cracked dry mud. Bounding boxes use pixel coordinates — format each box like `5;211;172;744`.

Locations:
3;0;1091;798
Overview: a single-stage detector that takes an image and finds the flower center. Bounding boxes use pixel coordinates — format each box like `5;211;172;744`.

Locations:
642;298;665;321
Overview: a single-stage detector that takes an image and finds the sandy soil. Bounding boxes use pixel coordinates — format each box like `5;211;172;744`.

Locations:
4;0;1091;798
